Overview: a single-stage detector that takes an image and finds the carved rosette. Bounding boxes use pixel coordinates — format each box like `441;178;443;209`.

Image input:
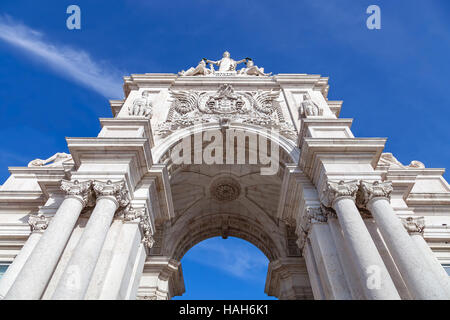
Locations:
60;179;93;207
28;214;49;232
320;180;359;208
93;180;130;208
357;180;393;208
401;216;425;236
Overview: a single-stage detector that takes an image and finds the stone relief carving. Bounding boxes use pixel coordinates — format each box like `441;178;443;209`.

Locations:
28;152;72;167
299;93;323;118
157;84;297;140
28;214;49;232
297;206;327;250
129;90;153;118
357;180;393;207
401;216;425;235
378;153;425;169
178;51;271;76
118;204;155;249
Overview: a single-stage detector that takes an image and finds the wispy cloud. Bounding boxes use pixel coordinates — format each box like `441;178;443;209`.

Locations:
184;238;269;281
0;15;123;98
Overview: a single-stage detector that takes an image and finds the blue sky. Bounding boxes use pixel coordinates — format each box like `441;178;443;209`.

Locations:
0;0;449;299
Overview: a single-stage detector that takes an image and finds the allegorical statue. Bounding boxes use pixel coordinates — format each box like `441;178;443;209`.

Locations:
178;60;213;76
204;51;248;72
238;58;271;76
28;152;72;167
129;90;153;118
299;93;322;118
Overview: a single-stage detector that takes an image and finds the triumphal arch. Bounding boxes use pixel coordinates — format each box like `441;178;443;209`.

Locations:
1;52;450;300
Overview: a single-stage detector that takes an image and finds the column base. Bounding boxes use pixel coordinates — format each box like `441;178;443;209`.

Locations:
136;256;185;300
264;257;314;300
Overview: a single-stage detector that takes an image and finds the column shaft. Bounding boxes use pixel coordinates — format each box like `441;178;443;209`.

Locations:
334;198;400;299
51;196;118;300
368;198;449;299
308;223;351;299
327;218;365;299
5;197;85;299
410;234;450;295
0;231;43;298
98;222;141;299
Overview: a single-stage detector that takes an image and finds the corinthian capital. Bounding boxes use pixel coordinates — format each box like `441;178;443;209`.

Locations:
320;180;359;208
93;180;130;207
60;179;93;206
28;214;49;232
357;180;393;207
401;216;425;235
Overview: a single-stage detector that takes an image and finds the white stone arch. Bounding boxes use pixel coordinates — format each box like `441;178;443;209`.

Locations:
151;122;301;167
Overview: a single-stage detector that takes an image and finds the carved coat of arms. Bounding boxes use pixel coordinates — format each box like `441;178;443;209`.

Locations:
157;84;297;140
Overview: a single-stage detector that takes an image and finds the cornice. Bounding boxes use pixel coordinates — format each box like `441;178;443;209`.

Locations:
99;117;154;148
299;137;387;181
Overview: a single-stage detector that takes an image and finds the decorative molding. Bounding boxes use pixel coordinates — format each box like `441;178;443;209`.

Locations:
357;180;393;207
93;180;130;207
60;179;93;207
401;216;425;236
129;91;153;118
320;180;359;208
28;214;49;232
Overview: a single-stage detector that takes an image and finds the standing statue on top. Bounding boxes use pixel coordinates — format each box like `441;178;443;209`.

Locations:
204;51;248;72
178;51;271;76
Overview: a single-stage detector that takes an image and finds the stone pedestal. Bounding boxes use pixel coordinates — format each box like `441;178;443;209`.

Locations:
136;257;185;300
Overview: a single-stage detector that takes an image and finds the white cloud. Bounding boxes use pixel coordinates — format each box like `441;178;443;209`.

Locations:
0;15;123;98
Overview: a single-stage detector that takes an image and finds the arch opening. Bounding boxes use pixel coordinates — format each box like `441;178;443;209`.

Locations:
172;236;277;300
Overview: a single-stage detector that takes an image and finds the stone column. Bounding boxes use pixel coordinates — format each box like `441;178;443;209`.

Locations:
299;207;351;299
321;180;400;299
52;180;129;300
325;210;366;299
5;180;92;300
98;206;154;300
0;214;49;299
401;216;450;296
358;180;449;300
